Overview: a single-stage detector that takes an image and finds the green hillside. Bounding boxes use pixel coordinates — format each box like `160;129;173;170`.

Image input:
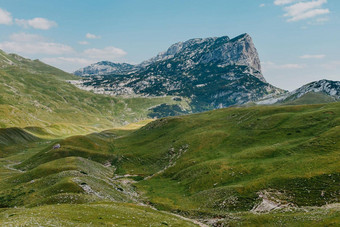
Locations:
0;202;197;226
0;50;189;134
0;49;339;226
282;92;337;105
1;102;339;225
111;102;340;216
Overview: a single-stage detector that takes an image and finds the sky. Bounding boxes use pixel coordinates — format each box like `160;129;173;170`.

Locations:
0;0;339;91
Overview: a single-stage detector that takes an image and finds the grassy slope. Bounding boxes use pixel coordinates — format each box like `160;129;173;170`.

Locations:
0;51;339;224
218;206;340;227
4;102;338;223
109;102;340;215
0;127;199;226
0;50;189;133
0;102;339;225
282;92;337;105
0;202;196;226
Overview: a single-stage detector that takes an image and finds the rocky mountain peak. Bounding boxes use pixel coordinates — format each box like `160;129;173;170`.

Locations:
74;34;264;81
291;79;340;99
74;61;136;77
256;79;340;105
227;33;262;74
140;33;264;82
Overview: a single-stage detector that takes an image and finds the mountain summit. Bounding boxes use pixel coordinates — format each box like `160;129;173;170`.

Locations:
140;33;264;82
72;34;284;112
74;61;136;77
75;33;264;81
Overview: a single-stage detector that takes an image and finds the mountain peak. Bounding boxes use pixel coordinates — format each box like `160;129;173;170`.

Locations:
291;79;340;99
70;33;285;110
74;34;264;82
140;34;264;81
74;61;136;77
229;33;250;41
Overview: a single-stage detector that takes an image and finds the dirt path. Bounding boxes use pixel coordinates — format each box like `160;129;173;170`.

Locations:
162;211;208;227
3;162;25;173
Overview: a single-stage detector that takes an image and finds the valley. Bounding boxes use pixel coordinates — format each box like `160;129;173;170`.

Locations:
0;32;339;226
0;102;339;226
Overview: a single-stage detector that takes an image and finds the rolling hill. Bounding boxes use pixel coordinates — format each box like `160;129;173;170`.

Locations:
1;101;339;226
0;50;190;134
256;79;340;106
0;40;339;226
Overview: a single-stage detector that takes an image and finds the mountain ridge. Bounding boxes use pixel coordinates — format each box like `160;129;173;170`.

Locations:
256;79;340;105
75;33;264;82
74;61;137;77
0;49;189;130
71;33;285;111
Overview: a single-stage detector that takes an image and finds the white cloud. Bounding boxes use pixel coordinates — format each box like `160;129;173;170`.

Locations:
42;57;93;66
0;32;74;55
300;54;325;59
41;57;94;73
9;32;45;42
0;8;12;25
0;31;127;72
308;16;329;25
0;41;74;55
78;41;89;45
259;4;266;7
263;61;306;70
86;33;101;39
275;0;330;22
41;46;127;72
15;17;57;30
84;46;127;59
287;8;329;22
284;0;326;16
274;0;298;5
42;47;128;72
1;8;56;29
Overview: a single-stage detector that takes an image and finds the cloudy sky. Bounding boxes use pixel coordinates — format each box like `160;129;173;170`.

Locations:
0;0;339;90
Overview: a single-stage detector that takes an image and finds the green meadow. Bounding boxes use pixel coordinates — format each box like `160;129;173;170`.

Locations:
1;102;339;225
0;50;339;225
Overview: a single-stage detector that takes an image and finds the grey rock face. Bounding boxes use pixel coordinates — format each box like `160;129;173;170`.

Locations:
141;33;264;82
71;34;285;112
74;34;264;81
74;61;136;77
256;79;340;105
290;79;340;99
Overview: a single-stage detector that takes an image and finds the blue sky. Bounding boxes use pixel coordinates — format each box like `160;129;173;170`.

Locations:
0;0;339;90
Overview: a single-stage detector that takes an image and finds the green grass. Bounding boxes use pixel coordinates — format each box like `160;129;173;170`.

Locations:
0;202;197;226
103;102;340;216
216;205;340;226
0;79;339;224
0;50;190;134
282;92;337;105
2;50;339;225
3;102;338;220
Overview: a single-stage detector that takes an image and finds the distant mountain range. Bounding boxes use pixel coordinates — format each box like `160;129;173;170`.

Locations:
1;36;340;226
256;79;340;105
72;34;286;112
74;61;137;76
1;33;339;125
0;49;188;129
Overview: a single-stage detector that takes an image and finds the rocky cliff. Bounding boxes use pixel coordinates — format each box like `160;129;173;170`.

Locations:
140;34;264;81
71;34;285;112
74;61;136;77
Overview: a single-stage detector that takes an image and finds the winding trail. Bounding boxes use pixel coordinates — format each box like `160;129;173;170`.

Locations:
3;162;25;173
